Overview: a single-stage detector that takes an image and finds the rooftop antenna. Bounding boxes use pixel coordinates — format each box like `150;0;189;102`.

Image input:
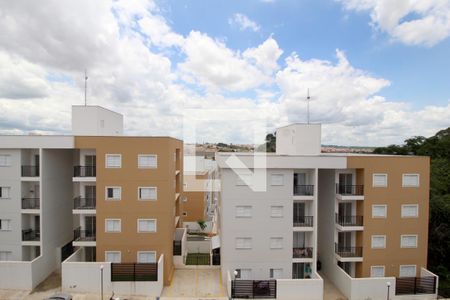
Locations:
306;88;311;124
84;70;88;106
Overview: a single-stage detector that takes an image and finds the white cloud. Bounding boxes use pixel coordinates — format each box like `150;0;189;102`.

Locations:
229;13;261;32
338;0;450;46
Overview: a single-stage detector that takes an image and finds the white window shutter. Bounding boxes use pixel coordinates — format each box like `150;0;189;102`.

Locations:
403;174;419;187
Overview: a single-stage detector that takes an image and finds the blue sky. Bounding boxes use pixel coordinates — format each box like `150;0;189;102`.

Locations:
0;0;449;146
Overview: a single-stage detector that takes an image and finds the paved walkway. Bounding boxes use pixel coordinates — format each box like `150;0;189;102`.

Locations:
161;268;227;299
321;272;347;300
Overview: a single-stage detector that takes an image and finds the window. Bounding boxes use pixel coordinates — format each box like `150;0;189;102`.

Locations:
236;173;252;186
372;205;387;218
270;237;283;249
400;265;416;277
271;206;283;218
236;206;252;218
0;251;12;261
270;174;284;186
0;187;10;199
0;155;11;167
371;235;386;249
137;251;156;263
105;154;121;168
236;237;252;249
270;268;283;279
370;266;385;277
372;174;387;187
402;174;419;187
138;155;157;169
105;219;121;232
105;251;121;263
402;204;419;218
401;235;418;248
138;187;157;200
0;219;11;231
138;219;156;232
105;187;121;200
235;269;252;279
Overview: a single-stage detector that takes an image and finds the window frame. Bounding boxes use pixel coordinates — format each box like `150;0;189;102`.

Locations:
0;251;12;261
138;154;157;169
105;251;121;263
400;234;418;248
270;174;284;186
270;237;283;249
402;174;420;187
105;186;121;201
105;154;122;168
0;219;11;231
370;266;385;277
137;219;157;233
372;173;388;187
0;187;11;199
235;205;252;218
235;237;252;249
372;204;387;218
401;204;419;218
270;268;283;279
371;235;386;249
105;219;121;233
270;205;283;218
138;187;157;201
137;251;157;263
399;265;417;277
0;155;11;167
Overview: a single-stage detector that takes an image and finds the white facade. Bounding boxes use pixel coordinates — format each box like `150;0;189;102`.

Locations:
276;123;321;155
72;105;123;136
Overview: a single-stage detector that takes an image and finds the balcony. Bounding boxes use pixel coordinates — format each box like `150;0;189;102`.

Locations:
73;197;96;210
22;229;40;241
73;166;96;177
336;184;364;201
21;166;39;177
335;243;363;260
294;185;314;196
335;214;364;227
74;227;96;242
293;216;314;228
293;247;313;259
21;198;40;210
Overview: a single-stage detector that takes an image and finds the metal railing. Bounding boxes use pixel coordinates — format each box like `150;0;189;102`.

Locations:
293;247;313;258
293;215;313;227
335;243;363;257
212;252;221;265
173;240;182;256
21;166;39;177
73;227;96;241
184;253;210;265
396;276;437;295
294;185;314;196
335;214;364;226
21;198;40;209
111;263;158;281
336;184;364;196
231;280;277;299
73;197;96;209
22;229;40;241
73;166;96;177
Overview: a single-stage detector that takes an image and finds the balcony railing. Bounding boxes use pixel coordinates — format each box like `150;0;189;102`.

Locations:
73;197;96;209
74;227;96;241
21;198;40;209
231;280;276;299
22;229;40;241
294;185;314;196
335;214;364;226
73;166;96;177
173;240;182;256
293;215;313;227
293;247;313;258
335;243;363;257
336;184;364;196
21;166;39;177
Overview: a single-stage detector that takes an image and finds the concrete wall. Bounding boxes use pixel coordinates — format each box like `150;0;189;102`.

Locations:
72;106;123;136
220;168;293;280
277;273;323;300
0;149;22;260
0;259;35;289
276;124;321;156
62;249;163;297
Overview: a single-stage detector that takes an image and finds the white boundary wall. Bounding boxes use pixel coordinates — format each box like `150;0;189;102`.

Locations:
276;272;323;300
0;257;39;289
62;249;163;297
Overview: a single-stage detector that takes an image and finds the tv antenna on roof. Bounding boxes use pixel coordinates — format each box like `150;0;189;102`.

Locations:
306;88;312;124
84;70;88;106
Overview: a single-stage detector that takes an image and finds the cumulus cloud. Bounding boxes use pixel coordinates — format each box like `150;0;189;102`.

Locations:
338;0;450;46
0;0;448;146
229;13;261;32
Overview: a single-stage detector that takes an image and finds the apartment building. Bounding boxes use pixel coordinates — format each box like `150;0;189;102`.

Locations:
0;105;183;290
217;123;437;300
